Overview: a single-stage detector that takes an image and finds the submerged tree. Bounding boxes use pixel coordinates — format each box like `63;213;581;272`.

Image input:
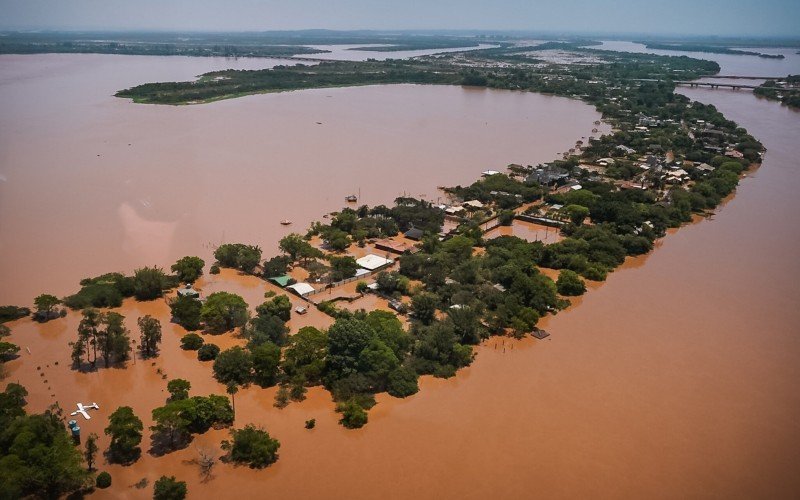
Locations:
171;256;205;283
105;406;143;464
138;315;162;358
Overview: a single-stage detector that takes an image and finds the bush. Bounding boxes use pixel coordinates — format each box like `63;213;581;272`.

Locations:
305;419;316;429
180;333;204;350
556;270;586;296
209;264;220;275
387;367;419;398
96;471;112;489
355;281;368;294
153;476;187;500
221;425;281;468
197;343;220;361
336;399;368;429
169;295;202;331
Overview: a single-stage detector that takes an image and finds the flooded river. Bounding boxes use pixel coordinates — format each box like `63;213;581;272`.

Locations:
0;53;603;305
1;47;799;499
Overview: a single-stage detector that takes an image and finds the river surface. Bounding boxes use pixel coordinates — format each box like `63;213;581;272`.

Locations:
2;47;799;499
0;53;603;304
294;43;498;61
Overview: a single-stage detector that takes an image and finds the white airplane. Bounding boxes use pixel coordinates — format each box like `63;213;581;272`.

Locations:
70;402;100;420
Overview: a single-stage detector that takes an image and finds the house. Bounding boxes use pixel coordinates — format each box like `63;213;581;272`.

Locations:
616;145;636;155
445;206;466;215
374;238;416;254
404;227;424;240
294;306;308;315
526;165;570;186
481;170;501;177
356;254;394;271
462;200;485;210
287;282;315;297
695;163;714;173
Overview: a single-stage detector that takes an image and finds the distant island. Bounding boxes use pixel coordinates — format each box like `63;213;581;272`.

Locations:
639;42;785;58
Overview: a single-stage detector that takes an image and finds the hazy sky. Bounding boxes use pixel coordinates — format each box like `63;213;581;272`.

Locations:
1;0;798;37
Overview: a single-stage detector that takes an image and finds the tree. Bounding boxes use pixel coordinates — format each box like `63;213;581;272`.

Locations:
97;312;131;368
169;295;202;331
153;476;187;500
213;347;253;386
251;341;281;387
214;243;262;274
262;255;291;278
556;270;586;296
180;333;204;350
171;256;205;283
84;433;99;471
96;471;112;489
201;292;249;332
226;383;239;421
167;379;191;402
336;399;368;429
0;409;89;498
221;425;280;468
150;401;193;452
565;204;590;225
105;406;143;464
138;315;162;358
326;318;376;381
255;295;292;322
387;367;419;398
328;255;358;282
278;233;306;261
246;314;289;348
133;266;169;300
72;308;101;368
32;294;62;322
358;339;399;388
282;326;327;384
197;343;220;361
411;292;438;325
0;383;28;426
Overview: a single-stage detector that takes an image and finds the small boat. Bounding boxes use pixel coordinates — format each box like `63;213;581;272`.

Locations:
280;219;292;226
345;194;358;203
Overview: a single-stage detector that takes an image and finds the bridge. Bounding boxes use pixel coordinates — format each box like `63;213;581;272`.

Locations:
673;81;760;90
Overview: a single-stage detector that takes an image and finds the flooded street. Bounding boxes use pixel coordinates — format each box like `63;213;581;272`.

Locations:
1;47;799;499
0;53;602;305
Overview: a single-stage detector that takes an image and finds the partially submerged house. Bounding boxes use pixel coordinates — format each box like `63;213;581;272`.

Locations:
356;254;394;271
403;227;424;240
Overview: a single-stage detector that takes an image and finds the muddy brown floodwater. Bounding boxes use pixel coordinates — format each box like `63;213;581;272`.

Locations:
0;53;605;305
2;52;800;499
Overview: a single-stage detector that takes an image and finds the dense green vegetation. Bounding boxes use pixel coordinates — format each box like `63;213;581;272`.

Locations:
116;59;462;104
153;475;187;500
754;76;800;109
221;424;281;468
150;393;233;453
0;383;90;498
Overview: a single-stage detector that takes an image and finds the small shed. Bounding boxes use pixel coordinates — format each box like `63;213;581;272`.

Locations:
268;275;292;288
